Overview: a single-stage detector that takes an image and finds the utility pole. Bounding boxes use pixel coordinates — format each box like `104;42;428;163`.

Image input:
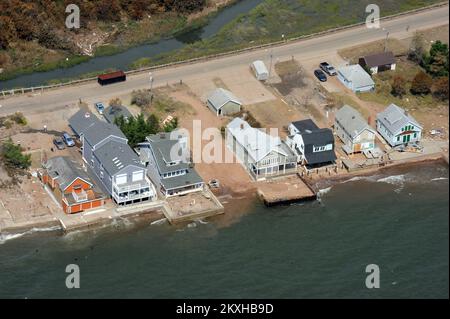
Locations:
384;29;390;52
269;49;274;84
149;72;154;92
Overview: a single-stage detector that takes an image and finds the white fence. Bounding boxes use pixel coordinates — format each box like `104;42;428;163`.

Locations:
0;1;447;98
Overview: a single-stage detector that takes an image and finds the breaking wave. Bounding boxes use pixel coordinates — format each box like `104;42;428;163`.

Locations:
0;226;61;245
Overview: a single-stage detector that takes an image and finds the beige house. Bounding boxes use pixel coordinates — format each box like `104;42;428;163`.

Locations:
334;105;376;154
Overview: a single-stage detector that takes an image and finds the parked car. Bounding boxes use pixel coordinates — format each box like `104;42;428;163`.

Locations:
314;69;327;82
53;137;66;150
319;62;337;76
62;132;75;147
95;102;105;115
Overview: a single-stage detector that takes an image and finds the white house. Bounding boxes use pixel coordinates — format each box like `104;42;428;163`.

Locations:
337;64;375;93
251;60;269;81
226;118;297;181
376;104;423;147
334;105;376;154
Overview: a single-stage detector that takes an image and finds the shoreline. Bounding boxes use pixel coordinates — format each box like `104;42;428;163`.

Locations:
1;151;447;241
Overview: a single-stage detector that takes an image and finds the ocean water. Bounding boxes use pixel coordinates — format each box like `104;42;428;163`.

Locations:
0;163;448;299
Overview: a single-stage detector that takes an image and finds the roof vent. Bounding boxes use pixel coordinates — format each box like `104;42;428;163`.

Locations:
305;129;312;134
85;112;91;118
240;123;245;130
352;116;356;120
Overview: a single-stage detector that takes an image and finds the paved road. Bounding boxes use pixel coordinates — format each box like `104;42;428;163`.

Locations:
0;5;448;116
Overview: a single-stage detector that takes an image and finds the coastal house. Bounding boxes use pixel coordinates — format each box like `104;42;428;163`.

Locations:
337;64;375;93
376;103;423;147
286;119;337;167
103;105;133;124
75;114;156;205
334;105;376;154
68;109;97;138
226;118;297;181
41;156;106;214
251;60;269;81
207;88;242;116
138;132;204;197
359;51;396;74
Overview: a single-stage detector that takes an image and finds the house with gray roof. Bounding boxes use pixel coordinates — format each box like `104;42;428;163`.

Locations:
68;109;98;138
286;119;337;167
334;105;376;154
103;105;133;124
207;88;242;116
137;132;204;197
76;114;156;205
226;118;297;181
337;64;375;93
376;103;422;147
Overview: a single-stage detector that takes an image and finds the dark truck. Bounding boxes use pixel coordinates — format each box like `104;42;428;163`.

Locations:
319;62;337;76
98;70;127;86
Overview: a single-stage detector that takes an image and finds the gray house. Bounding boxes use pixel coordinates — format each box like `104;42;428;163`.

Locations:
377;103;422;147
138;132;204;197
334;105;376;154
207;88;242;116
337;64;375;93
226;118;297;181
72;113;156;205
68;109;98;138
103;105;133;124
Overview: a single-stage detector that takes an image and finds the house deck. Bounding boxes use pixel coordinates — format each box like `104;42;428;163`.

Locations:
257;174;317;206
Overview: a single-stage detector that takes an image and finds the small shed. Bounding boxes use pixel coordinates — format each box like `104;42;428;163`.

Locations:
251;60;269;81
359;51;396;74
206;88;242;116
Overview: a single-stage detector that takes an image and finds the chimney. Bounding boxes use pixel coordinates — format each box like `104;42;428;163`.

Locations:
240;123;245;130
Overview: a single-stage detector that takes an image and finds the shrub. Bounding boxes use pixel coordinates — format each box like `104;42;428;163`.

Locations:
432;77;449;101
131;90;153;108
410;71;432;95
1;139;31;170
390;75;407;98
10;112;27;125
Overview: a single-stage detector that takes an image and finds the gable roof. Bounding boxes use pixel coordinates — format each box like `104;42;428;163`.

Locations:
83;121;127;148
301;128;335;146
68;109;98;136
252;60;269;75
338;64;375;88
94;140;144;176
377;103;422;134
335;105;375;138
45;156;92;191
145;133;190;174
103;105;133;124
362;51;396;68
291;119;320;134
227;118;290;162
207;88;242;111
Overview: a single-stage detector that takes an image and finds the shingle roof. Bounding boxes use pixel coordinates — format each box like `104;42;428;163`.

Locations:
146;133;190;174
103;105;133;124
45;156;92;191
227;118;290;162
68;109;98;136
83;121;127;147
335;105;375;138
292;119;320;133
207;88;242;111
301;128;335;146
377;103;422;134
362;51;396;68
338;64;375;88
94;140;143;176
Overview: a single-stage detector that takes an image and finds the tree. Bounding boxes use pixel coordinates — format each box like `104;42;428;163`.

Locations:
410;71;432;95
423;41;449;77
408;32;426;65
1;139;31;170
391;75;407;98
431;77;449;101
0;16;16;49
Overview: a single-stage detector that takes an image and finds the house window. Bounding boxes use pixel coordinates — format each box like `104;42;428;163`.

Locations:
397;136;400;142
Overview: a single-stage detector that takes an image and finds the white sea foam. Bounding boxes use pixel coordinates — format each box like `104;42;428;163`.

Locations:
196;219;209;225
318;187;332;196
376;174;406;186
0;226;61;245
431;177;449;182
151;218;167;226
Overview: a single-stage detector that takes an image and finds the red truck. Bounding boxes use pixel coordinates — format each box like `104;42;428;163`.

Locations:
97;71;126;86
